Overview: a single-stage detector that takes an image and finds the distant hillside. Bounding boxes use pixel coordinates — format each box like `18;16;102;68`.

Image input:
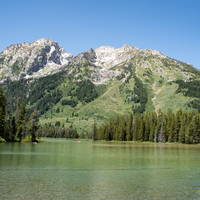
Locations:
1;38;200;133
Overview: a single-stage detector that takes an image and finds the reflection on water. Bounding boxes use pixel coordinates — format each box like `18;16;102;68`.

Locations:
0;139;200;199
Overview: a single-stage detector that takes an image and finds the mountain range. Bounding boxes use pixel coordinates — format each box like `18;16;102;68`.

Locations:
1;38;200;133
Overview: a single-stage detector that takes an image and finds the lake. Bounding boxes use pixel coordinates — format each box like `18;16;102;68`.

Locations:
0;139;200;199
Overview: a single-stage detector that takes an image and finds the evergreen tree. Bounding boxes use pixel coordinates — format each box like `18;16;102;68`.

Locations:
0;86;6;139
133;113;140;141
193;113;200;143
92;122;97;140
158;120;166;142
137;115;144;141
115;126;119;141
0;108;5;139
154;127;158;143
114;115;120;140
185;122;194;143
126;113;133;141
119;117;126;141
27;109;40;142
175;108;183;140
149;121;155;142
4;98;15;140
179;115;186;143
104;124;109;141
149;112;157;142
168;113;176;142
107;119;114;140
88;110;200;144
16;98;26;141
97;126;102;140
101;124;106;140
10;116;16;141
163;115;169;141
144;113;150;141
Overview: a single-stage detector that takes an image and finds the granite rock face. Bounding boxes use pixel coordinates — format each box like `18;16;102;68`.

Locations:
0;38;73;83
0;38;197;86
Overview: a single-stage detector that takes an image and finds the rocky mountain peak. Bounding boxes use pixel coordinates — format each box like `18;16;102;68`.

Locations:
141;48;167;58
95;46;116;53
0;38;73;83
94;45;140;69
32;38;54;46
1;39;196;87
120;44;139;52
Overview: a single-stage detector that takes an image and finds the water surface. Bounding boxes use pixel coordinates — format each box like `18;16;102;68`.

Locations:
0;139;200;199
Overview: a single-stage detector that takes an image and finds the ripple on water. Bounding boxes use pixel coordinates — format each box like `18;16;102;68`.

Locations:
0;139;200;199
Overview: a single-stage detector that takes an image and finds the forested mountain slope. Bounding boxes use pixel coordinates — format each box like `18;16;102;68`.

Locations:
1;39;200;133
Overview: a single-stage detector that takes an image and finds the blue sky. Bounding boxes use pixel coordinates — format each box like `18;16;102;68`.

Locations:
1;0;200;69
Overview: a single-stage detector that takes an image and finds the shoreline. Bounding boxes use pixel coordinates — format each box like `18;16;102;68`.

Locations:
80;139;200;145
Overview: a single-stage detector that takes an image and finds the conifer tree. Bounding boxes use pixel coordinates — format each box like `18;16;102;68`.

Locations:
16;98;26;141
10;116;16;141
115;127;119;141
5;98;15;140
163;118;168;141
167;113;176;142
149;120;155;142
119;117;126;141
179;115;186;143
107;122;112;141
154;127;158;143
149;112;157;142
112;123;117;141
175;108;182;139
184;111;195;143
185;122;194;143
108;120;114;140
113;115;120;140
157;110;166;142
133;113;139;141
193;113;200;143
167;108;172;118
94;109;200;144
0;86;6;139
27;109;40;142
144;113;150;141
0;108;5;139
101;124;106;140
137;115;144;141
97;126;102;140
126;113;133;141
158;120;166;142
104;124;109;141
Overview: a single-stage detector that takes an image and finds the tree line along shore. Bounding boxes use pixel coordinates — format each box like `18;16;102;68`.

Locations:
0;84;200;144
90;109;200;144
0;85;79;143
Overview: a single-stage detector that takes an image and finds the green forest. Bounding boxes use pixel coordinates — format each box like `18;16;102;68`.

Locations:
1;79;200;143
90;109;200;144
176;79;200;111
2;63;200;144
0;85;79;143
3;70;102;118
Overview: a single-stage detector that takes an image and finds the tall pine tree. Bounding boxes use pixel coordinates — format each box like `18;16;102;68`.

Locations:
0;86;6;139
27;109;40;142
16;98;26;141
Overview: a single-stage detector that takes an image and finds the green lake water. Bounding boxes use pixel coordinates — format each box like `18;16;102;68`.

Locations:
0;139;200;199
